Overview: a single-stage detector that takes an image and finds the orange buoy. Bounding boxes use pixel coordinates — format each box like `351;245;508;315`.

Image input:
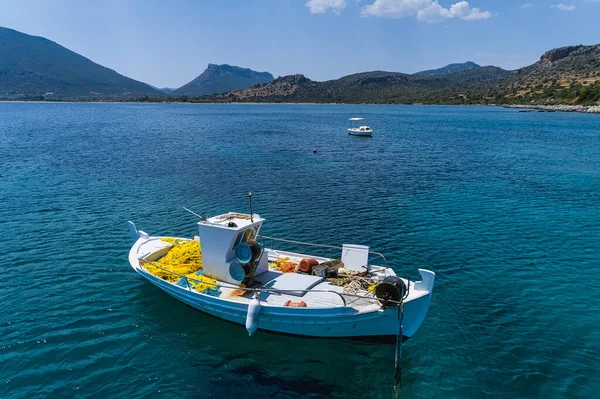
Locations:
284;300;307;307
298;258;319;274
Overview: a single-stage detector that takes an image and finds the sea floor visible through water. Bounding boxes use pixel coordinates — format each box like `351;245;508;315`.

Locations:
0;103;599;399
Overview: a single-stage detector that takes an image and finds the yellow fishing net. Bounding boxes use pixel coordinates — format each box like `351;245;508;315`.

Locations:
141;238;220;295
142;239;203;282
186;274;219;294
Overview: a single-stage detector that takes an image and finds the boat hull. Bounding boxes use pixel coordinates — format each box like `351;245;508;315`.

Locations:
348;128;373;137
128;233;434;339
133;263;432;339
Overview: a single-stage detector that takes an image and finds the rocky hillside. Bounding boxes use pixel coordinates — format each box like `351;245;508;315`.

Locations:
209;66;511;104
173;64;274;96
499;44;600;105
218;75;308;100
197;44;600;106
414;61;481;76
0;27;162;100
510;45;600;86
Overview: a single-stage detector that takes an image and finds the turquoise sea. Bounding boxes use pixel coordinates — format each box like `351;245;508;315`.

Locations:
1;103;599;398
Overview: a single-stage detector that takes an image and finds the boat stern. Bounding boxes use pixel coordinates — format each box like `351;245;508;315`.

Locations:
401;269;435;338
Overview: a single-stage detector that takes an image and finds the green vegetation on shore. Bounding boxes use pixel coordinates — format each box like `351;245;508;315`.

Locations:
106;78;600;107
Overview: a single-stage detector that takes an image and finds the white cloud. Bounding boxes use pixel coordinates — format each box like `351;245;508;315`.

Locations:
520;3;532;8
449;1;471;17
361;0;431;19
417;2;453;22
306;0;348;14
361;0;491;22
550;3;576;11
460;6;491;20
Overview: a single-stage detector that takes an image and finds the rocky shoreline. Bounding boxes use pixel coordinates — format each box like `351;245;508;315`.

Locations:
503;104;600;114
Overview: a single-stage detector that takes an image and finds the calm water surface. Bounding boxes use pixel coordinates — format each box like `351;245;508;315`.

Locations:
0;103;599;398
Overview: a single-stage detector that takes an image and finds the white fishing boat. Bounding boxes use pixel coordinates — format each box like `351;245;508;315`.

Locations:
127;204;434;341
348;117;373;137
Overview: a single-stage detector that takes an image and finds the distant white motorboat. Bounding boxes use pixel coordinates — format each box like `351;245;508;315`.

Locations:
348;117;373;136
127;207;434;341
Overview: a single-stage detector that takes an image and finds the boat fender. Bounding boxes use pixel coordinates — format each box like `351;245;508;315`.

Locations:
246;294;261;336
298;258;319;274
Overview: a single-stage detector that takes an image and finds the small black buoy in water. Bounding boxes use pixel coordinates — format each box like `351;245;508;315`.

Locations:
313;148;317;154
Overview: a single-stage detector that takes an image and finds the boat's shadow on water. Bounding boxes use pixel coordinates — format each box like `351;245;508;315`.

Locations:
134;282;410;398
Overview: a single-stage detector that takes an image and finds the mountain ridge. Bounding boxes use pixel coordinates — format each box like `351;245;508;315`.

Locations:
0;26;162;99
0;26;597;105
197;45;599;106
173;64;274;96
207;65;512;104
414;61;481;76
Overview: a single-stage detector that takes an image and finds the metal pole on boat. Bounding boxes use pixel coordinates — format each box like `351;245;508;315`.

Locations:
394;293;405;388
248;192;254;222
183;206;204;220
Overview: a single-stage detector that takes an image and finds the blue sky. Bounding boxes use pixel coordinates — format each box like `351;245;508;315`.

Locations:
0;0;598;88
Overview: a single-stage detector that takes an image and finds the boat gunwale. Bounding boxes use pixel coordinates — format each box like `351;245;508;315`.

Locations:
135;264;367;316
130;235;429;312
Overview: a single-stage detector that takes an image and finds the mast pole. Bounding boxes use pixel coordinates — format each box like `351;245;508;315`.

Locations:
248;192;253;222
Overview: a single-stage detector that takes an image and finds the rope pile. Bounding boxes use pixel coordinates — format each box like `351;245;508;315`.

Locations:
343;280;364;294
330;270;378;294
